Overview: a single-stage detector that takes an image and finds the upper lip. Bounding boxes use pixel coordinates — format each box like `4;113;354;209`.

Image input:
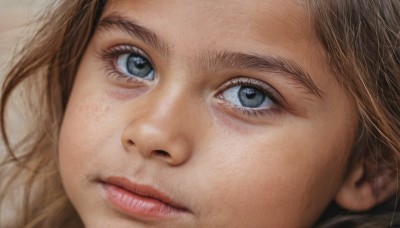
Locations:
102;176;189;211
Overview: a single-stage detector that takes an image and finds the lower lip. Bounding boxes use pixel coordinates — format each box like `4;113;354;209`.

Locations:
102;183;184;219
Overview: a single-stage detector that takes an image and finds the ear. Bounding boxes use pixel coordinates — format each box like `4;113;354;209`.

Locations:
334;162;397;212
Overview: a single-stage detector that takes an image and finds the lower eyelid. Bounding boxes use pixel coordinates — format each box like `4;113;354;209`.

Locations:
100;59;145;85
216;92;277;116
215;99;282;121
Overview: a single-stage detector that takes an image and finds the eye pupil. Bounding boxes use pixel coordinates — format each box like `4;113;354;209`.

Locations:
239;86;265;107
126;54;153;78
244;88;257;99
132;56;145;68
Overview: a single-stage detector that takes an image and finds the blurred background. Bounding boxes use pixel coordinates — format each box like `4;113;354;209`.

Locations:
0;1;50;220
0;0;49;74
0;0;49;154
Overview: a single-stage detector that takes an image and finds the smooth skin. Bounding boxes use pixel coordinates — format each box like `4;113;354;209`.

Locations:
58;0;364;227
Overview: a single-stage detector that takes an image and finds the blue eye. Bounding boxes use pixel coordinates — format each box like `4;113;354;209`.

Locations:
222;85;274;108
117;53;155;80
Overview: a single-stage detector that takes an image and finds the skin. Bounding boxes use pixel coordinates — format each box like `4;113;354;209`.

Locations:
58;0;359;227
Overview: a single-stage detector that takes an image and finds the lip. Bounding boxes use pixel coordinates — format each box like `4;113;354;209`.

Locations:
101;176;189;220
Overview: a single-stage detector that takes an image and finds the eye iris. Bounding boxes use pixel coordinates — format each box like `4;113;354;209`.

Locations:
126;54;152;77
238;86;265;107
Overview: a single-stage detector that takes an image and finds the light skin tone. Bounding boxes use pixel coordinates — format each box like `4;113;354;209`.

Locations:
58;0;393;227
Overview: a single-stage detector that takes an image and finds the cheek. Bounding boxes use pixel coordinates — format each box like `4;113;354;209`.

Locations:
192;119;351;226
58;88;118;194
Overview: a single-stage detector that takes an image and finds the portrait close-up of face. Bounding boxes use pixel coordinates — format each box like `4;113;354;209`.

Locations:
2;0;400;227
57;0;366;227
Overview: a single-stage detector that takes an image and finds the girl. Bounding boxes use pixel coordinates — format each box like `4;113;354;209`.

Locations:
1;0;399;227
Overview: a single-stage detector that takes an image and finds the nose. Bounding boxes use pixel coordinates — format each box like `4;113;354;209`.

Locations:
121;88;194;166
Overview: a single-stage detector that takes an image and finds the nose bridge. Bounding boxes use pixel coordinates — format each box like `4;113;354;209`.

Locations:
121;83;198;166
148;84;190;125
141;81;195;132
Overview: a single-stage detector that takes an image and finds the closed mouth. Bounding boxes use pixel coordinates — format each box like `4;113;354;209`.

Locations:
99;176;189;220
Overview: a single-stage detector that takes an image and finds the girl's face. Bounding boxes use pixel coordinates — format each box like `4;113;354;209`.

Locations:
59;0;358;227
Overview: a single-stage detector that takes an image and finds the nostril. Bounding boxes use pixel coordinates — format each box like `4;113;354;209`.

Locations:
127;139;135;146
153;150;170;158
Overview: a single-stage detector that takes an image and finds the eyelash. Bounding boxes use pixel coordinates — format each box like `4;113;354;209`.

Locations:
217;77;284;117
98;44;154;83
98;44;284;118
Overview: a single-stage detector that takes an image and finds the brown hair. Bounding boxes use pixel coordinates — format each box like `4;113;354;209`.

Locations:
310;0;400;227
0;0;399;227
0;0;104;227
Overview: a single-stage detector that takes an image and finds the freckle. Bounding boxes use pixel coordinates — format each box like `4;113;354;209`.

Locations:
77;99;108;122
106;88;146;100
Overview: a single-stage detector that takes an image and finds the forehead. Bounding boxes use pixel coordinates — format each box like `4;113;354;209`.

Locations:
103;0;313;50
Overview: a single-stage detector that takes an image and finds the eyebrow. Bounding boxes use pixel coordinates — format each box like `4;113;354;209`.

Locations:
97;14;170;56
97;15;322;97
198;51;322;97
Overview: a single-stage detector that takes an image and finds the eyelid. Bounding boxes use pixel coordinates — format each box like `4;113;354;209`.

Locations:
99;44;155;67
218;77;285;107
97;44;157;85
